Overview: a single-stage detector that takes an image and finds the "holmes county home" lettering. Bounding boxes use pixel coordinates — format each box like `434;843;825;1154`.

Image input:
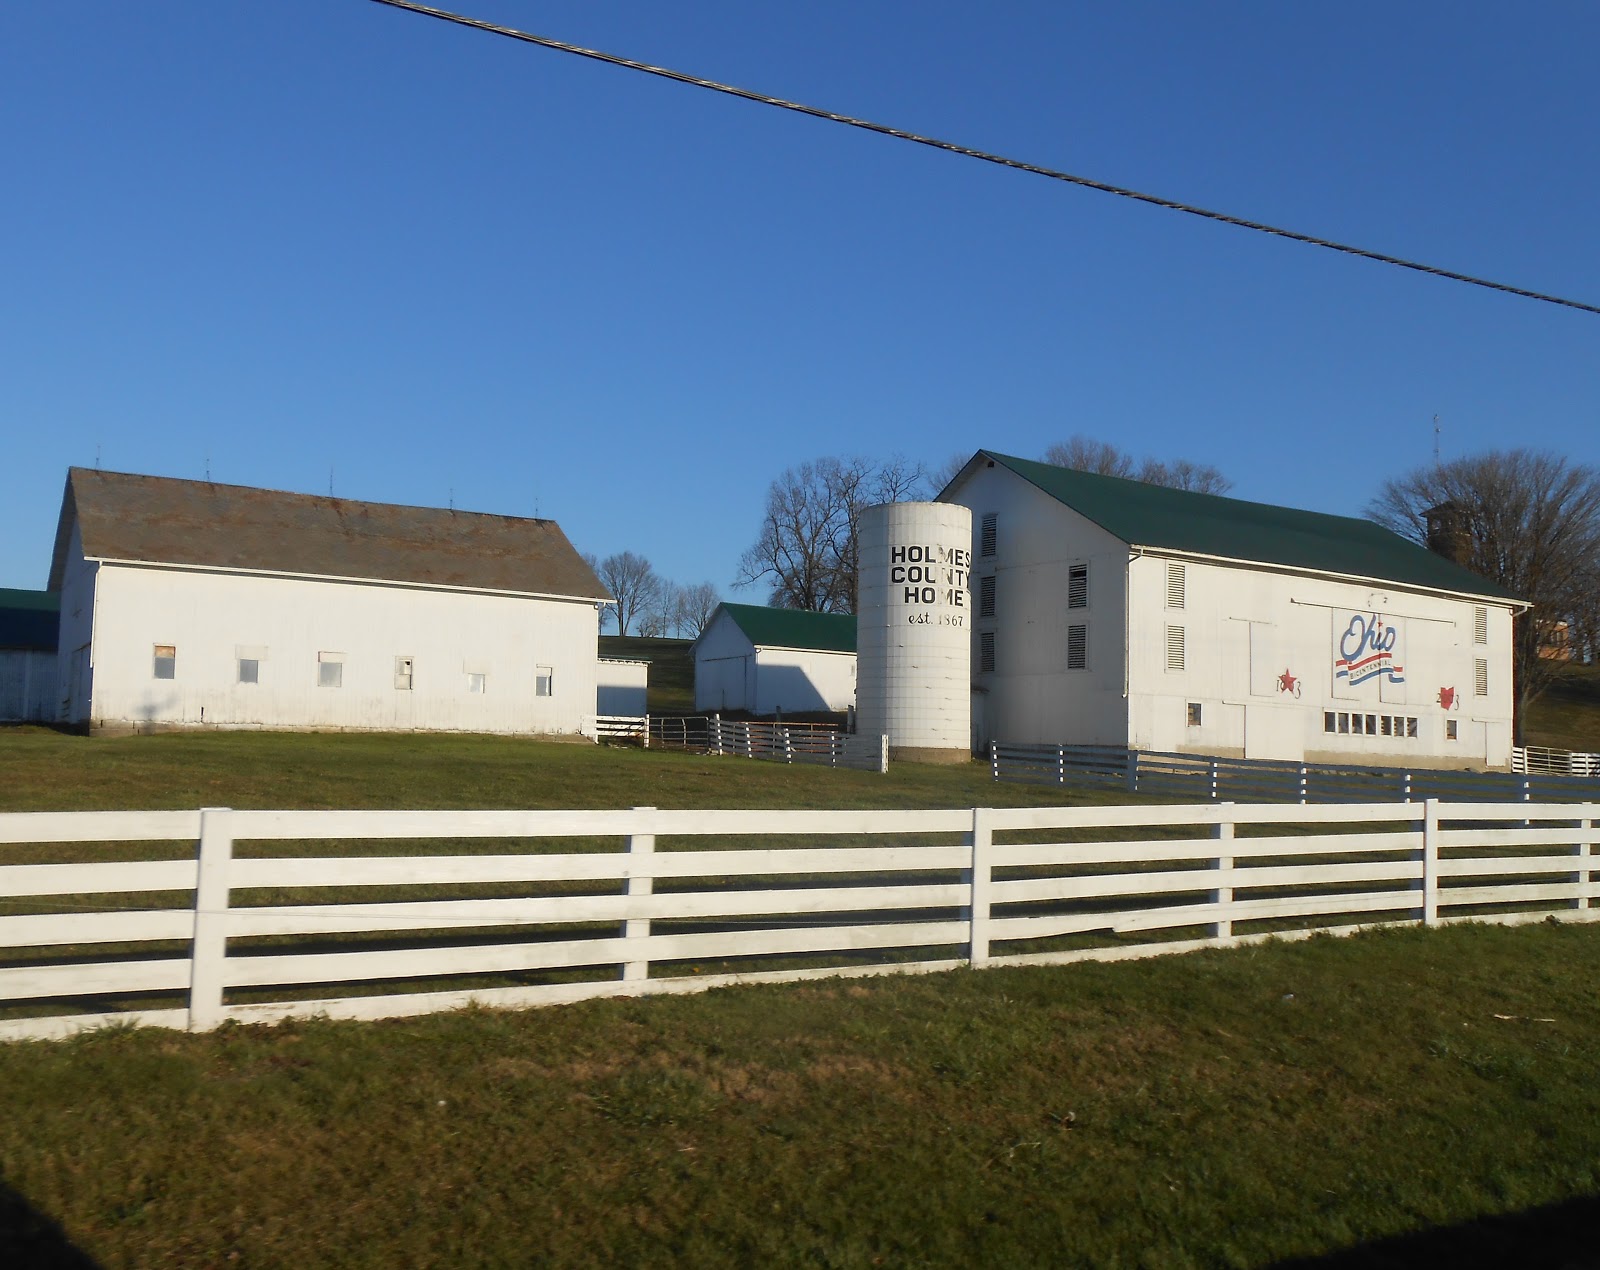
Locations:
889;544;970;606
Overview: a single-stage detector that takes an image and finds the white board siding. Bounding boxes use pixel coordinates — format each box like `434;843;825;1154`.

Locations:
80;562;600;735
692;610;855;714
0;650;56;722
596;659;649;717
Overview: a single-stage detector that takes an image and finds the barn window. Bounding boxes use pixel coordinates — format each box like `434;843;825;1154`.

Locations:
152;645;176;680
1067;564;1088;610
394;657;414;691
1165;625;1185;672
1446;719;1459;741
1324;712;1336;733
1474;658;1489;696
978;574;996;618
467;672;487;694
536;666;553;697
1166;562;1186;610
1066;623;1087;670
979;631;995;674
1473;607;1488;645
980;513;997;558
1187;702;1203;727
237;658;259;685
318;652;343;689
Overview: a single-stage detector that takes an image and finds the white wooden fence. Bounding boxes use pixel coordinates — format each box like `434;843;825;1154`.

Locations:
1515;745;1600;777
3;800;1596;1042
993;742;1600;804
709;717;889;773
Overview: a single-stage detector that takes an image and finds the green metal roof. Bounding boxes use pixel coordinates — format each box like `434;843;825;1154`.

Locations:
715;603;857;653
978;452;1522;603
0;588;59;650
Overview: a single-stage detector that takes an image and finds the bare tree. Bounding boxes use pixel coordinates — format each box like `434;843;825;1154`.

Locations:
737;455;927;614
1367;449;1600;740
677;581;722;636
1042;436;1233;494
584;551;662;636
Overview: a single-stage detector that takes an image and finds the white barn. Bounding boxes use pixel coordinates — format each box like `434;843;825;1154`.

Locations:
692;603;856;716
0;589;58;724
48;468;611;736
943;452;1524;769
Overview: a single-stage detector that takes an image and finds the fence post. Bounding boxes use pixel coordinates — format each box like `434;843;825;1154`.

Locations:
1297;764;1309;805
189;807;234;1032
878;734;889;774
989;740;998;781
1125;750;1138;795
1210;804;1234;941
710;713;723;755
969;807;994;969
623;807;655;982
1581;817;1596;912
1208;759;1220;801
1058;746;1066;786
1401;771;1412;803
642;714;650;750
1421;798;1439;927
781;727;794;766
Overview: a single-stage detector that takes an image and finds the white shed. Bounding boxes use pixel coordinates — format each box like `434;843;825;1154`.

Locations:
0;589;59;723
942;451;1524;770
48;468;612;736
692;603;856;716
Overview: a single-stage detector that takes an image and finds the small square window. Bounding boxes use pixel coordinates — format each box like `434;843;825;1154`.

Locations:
153;645;176;680
1446;719;1459;741
318;653;343;689
1406;717;1419;738
536;666;553;697
1324;711;1336;734
237;658;259;685
467;672;486;694
1186;702;1203;727
1337;713;1350;734
395;657;414;691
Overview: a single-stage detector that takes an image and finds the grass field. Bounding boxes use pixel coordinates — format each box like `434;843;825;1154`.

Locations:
599;634;695;714
1524;663;1600;751
2;717;1600;1266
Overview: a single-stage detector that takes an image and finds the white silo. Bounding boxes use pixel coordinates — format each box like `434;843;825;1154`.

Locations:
856;501;973;763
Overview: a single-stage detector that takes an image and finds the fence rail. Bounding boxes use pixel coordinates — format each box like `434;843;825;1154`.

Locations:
1;798;1596;1042
709;717;888;773
589;715;649;744
993;743;1600;803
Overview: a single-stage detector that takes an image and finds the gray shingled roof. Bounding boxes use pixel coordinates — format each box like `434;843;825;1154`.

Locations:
49;469;610;601
960;452;1522;603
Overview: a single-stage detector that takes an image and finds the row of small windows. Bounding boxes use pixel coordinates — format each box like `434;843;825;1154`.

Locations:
1325;712;1419;738
152;646;553;695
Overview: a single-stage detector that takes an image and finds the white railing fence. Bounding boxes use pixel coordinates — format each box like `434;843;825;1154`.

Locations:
588;715;649;744
708;716;888;774
2;799;1596;1043
1515;745;1600;777
993;743;1600;804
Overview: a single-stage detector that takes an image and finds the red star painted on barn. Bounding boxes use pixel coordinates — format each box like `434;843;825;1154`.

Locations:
1277;669;1298;695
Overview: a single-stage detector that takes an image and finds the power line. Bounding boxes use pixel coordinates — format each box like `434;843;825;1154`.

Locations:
364;0;1600;318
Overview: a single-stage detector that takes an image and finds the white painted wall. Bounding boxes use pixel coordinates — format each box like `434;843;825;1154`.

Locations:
0;651;56;722
78;561;601;735
951;467;1131;748
692;611;856;714
1126;554;1517;768
596;658;649;717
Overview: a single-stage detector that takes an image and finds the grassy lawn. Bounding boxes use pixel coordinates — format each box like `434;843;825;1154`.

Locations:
1;921;1598;1267
1524;663;1600;752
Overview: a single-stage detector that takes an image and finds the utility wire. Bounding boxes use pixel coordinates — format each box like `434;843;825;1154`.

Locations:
365;0;1600;318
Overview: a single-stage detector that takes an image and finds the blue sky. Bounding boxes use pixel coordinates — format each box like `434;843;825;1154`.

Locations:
4;2;1597;599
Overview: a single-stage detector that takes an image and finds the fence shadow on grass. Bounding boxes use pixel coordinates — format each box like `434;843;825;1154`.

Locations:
0;1180;101;1268
1272;1193;1600;1269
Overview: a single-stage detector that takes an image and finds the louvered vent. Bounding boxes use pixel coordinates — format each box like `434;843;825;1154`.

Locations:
1165;625;1186;672
979;631;996;674
979;574;996;618
1475;657;1488;696
1067;564;1088;610
1067;624;1087;670
980;513;997;557
1474;607;1488;645
1166;562;1186;609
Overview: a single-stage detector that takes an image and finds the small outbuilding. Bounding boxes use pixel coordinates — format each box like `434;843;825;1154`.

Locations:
0;588;59;723
692;603;856;716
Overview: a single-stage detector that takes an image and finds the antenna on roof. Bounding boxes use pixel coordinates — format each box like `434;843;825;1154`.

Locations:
1433;414;1441;467
329;467;334;497
205;452;211;482
94;444;101;471
449;487;455;513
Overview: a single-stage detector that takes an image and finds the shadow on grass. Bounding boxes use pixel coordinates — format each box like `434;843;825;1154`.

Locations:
1273;1194;1600;1269
0;1180;101;1268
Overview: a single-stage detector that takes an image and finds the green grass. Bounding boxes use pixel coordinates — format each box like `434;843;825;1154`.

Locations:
1524;662;1600;751
3;921;1600;1267
599;634;696;713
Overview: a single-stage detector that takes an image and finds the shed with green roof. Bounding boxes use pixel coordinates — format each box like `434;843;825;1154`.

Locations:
0;588;59;722
691;603;857;715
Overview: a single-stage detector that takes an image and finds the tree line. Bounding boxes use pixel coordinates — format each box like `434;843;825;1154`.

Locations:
582;552;721;639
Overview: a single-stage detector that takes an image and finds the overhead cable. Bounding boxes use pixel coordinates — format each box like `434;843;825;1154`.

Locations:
365;0;1599;317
